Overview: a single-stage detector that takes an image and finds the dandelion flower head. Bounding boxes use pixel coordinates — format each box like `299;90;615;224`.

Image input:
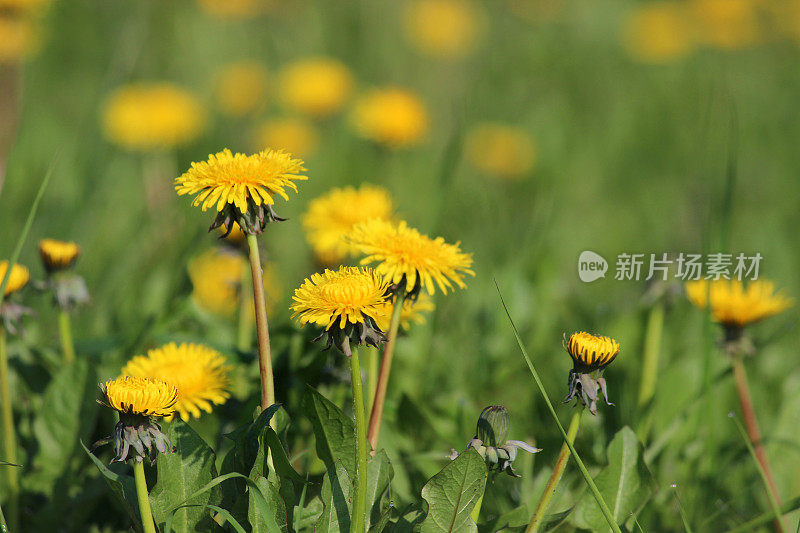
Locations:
685;279;793;327
100;376;177;418
215;61;269;117
403;0;483;59
565;331;620;370
278;57;353;117
465;122;536;179
0;261;29;296
351;87;429;148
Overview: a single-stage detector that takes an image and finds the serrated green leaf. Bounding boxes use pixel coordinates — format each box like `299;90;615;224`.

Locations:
571;427;653;531
28;358;96;493
81;442;140;529
366;449;394;530
150;420;220;533
302;385;356;480
316;460;352;533
419;449;487;533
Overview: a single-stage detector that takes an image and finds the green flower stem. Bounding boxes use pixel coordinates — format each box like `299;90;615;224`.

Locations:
0;327;18;532
246;234;275;411
367;292;405;452
527;408;583;533
236;261;253;353
470;472;487;524
731;357;785;533
366;347;378;416
58;309;75;364
347;344;368;533
496;280;622;533
637;301;664;408
133;460;157;533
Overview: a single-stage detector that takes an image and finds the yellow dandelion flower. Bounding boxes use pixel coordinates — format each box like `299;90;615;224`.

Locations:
685;279;793;328
374;293;435;332
0;16;39;64
196;0;275;18
0;261;29;296
0;0;49;12
350;87;429;148
121;342;231;421
302;185;394;265
100;376;177;418
689;0;760;49
38;238;80;272
102;83;206;151
278;58;353;118
565;331;620;370
349;219;474;295
253;117;318;158
623;2;695;63
465;123;536;179
403;0;483;59
174;148;307;232
291;266;390;331
215;61;269;117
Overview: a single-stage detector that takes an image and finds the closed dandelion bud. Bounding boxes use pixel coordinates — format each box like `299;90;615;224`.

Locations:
463;405;540;478
476;405;509;447
38;240;90;311
563;332;620;415
38;239;80;273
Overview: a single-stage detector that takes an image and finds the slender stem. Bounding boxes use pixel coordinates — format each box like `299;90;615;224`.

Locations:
470;472;487;524
0;498;7;533
236;260;253;353
496;280;622;533
346;343;368;533
246;234;274;411
527;408;583;533
58;309;75;364
367;291;405;451
0;328;18;532
133;460;157;533
731;357;785;533
366;347;378;415
637;301;664;407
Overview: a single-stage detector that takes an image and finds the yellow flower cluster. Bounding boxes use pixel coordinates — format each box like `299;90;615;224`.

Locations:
685;279;793;327
121;342;231;421
302;184;394;265
0;261;29;296
350;88;429;148
102;83;206;150
101;376;178;418
565;332;620;369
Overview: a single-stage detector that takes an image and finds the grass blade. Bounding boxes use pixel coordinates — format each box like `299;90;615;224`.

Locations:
494;279;622;533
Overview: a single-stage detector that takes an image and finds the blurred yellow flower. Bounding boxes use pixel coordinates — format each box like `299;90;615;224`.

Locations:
253;117;318;157
565;331;620;370
685;279;793;327
623;2;695;63
350;219;474;295
100;376;177;418
278;58;353;118
403;0;483;59
0;261;29;296
465;123;536;179
215;61;269;117
102;83;206;151
351;88;429;148
291;266;390;330
121;342;231;421
188;248;279;316
175;148;307;214
38;239;80;272
0;16;39;63
302;184;394;265
196;0;275;18
689;0;760;49
374;293;434;331
0;0;49;14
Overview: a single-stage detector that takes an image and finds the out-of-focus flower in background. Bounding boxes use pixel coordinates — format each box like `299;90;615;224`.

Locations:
350;87;429;148
374;292;435;332
253;117;318;157
278;57;354;118
623;2;695;63
214;61;269;117
689;0;761;50
0;16;39;63
195;0;276;19
402;0;483;59
302;184;394;265
465;122;536;180
102;83;206;151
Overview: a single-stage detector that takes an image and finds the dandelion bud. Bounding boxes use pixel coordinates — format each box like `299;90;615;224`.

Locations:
463;405;540;477
563;332;620;415
476;405;509;448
